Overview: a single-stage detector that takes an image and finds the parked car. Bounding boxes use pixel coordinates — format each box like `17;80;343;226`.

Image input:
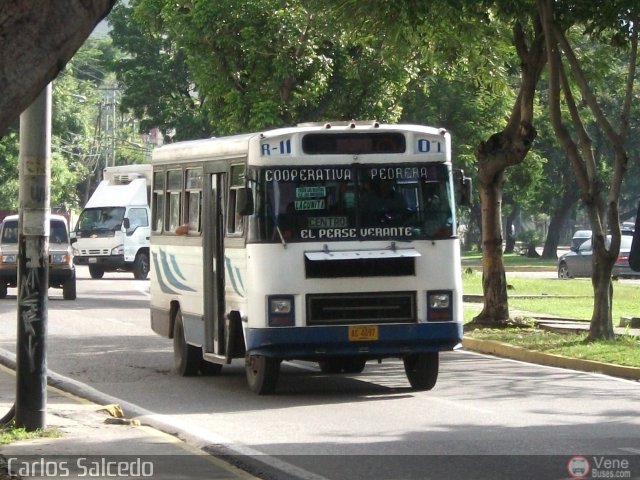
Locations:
571;230;592;250
0;214;76;299
558;234;640;279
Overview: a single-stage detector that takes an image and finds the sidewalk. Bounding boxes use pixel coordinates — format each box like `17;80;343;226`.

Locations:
0;362;257;480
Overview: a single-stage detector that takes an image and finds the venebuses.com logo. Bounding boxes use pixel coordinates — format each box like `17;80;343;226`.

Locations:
568;456;590;478
567;455;633;479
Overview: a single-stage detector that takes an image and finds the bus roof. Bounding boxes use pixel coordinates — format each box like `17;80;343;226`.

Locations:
151;123;449;165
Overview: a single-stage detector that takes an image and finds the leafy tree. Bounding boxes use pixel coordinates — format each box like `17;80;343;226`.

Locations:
538;0;639;340
110;0;415;137
0;1;116;136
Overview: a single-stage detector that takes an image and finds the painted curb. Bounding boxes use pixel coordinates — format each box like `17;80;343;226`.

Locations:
462;337;640;380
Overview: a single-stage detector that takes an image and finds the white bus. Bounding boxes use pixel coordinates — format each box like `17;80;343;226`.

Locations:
150;122;471;394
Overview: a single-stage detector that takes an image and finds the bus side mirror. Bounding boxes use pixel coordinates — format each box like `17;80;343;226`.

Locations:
629;203;640;271
237;187;254;216
123;218;130;230
455;170;472;207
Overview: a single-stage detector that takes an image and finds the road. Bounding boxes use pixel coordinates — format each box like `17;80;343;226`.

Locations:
1;267;639;479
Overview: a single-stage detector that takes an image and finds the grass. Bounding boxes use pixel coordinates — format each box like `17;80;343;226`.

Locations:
465;327;640;368
462;270;640;320
461;267;640;368
0;424;60;445
462;251;559;268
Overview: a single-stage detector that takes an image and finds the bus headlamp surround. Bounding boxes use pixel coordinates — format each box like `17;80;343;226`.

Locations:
267;295;295;327
427;290;452;321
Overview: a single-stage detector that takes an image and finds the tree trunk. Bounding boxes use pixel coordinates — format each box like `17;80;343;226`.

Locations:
541;188;577;259
589;231;616;340
472;171;510;325
0;1;116;136
504;207;518;254
469;19;545;327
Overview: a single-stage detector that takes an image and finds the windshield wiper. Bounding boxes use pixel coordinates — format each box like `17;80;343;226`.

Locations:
275;225;287;248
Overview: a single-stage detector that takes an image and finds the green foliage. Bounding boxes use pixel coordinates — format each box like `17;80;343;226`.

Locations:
111;0;416;136
0;424;61;445
0;130;19;210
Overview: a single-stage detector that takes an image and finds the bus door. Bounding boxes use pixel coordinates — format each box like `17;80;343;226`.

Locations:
202;171;226;358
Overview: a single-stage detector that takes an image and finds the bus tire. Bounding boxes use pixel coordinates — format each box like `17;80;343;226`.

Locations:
173;308;200;376
403;352;439;391
89;265;105;279
245;355;280;395
0;284;7;299
133;251;150;280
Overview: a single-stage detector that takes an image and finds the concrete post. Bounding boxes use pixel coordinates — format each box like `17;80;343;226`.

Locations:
15;84;51;430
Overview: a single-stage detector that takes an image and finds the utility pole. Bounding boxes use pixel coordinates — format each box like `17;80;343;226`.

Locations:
15;84;51;430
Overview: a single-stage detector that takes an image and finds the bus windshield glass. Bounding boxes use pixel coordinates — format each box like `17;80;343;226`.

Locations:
249;163;454;242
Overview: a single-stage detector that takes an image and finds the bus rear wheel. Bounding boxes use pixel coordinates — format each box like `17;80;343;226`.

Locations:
245;355;280;395
173;308;201;376
403;352;439;391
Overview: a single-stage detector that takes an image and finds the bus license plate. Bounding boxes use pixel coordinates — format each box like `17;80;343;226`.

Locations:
348;325;378;341
88;257;97;264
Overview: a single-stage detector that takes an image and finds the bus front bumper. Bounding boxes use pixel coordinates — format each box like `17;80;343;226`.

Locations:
244;322;462;360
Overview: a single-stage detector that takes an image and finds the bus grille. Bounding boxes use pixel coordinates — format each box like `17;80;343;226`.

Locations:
306;292;416;325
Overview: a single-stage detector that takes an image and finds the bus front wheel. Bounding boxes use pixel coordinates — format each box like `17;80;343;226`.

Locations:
245;355;280;395
173;308;201;376
403;352;439;391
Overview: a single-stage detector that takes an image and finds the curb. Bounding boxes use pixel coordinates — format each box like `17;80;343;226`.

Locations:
462;337;640;380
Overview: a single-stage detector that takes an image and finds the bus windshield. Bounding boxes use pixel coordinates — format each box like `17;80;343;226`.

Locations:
249;163;454;243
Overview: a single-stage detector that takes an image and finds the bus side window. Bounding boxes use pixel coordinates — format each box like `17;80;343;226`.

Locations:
166;169;182;233
152;171;165;232
227;164;246;236
227;189;244;235
186;168;203;233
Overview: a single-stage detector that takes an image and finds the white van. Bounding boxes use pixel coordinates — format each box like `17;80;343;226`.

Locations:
0;214;76;300
72;165;152;280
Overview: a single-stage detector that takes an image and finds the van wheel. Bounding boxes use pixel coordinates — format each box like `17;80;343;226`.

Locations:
403;352;439;391
173;308;200;376
0;284;6;299
245;355;280;394
62;272;77;300
89;265;104;279
133;252;149;280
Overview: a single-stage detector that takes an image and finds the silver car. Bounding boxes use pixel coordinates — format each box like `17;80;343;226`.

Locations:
558;234;640;279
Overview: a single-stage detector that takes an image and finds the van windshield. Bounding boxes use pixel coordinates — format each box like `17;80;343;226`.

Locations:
1;220;18;244
76;207;126;232
1;219;68;243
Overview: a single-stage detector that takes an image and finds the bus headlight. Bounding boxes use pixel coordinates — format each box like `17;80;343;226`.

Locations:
427;291;452;321
111;245;124;256
267;295;295;327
